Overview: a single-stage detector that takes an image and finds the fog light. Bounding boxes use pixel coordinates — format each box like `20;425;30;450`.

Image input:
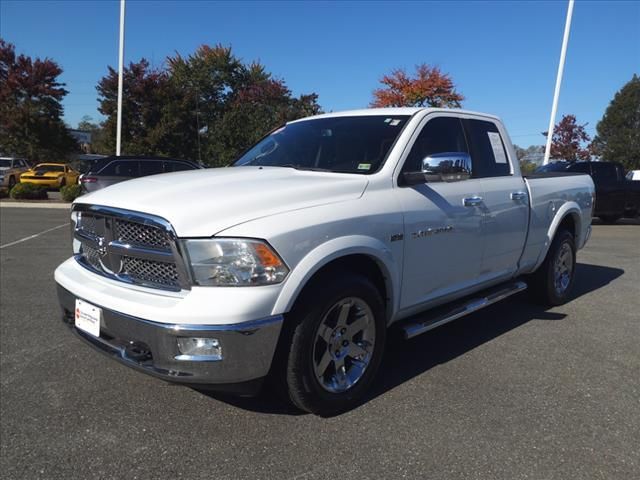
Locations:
176;337;222;361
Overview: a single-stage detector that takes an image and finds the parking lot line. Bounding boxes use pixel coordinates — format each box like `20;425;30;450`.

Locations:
0;222;69;249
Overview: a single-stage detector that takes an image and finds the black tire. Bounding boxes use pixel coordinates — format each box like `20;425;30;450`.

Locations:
8;176;16;189
599;215;620;224
529;229;576;306
278;271;386;416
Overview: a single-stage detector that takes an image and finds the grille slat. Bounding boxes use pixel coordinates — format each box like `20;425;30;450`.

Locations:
75;209;183;291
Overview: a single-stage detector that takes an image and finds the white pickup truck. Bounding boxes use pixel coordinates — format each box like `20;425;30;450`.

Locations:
55;108;595;415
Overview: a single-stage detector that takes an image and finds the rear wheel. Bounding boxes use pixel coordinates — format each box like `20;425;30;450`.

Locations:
279;272;386;416
530;229;576;306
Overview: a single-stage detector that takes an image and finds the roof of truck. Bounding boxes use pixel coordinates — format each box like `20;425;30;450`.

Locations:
288;107;501;123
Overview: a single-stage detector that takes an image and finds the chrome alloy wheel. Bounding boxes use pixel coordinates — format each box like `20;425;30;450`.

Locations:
312;297;376;393
553;242;573;295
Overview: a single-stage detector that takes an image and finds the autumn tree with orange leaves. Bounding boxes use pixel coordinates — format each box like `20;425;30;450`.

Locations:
371;64;464;108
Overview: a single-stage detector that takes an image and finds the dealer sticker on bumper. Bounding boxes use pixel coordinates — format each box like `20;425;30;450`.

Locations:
75;299;101;337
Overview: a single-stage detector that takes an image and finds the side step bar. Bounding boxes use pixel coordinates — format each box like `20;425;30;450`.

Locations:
401;281;528;339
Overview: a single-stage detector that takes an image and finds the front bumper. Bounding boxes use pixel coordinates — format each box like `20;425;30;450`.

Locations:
57;284;284;394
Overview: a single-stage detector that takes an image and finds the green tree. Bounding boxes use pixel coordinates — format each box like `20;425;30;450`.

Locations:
96;45;321;166
76;115;109;154
513;144;544;174
0;39;77;160
591;74;640;170
167;45;321;166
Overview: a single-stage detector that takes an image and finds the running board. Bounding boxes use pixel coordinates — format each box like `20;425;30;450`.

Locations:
401;281;528;339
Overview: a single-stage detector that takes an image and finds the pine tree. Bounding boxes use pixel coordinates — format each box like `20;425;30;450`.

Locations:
591;75;640;170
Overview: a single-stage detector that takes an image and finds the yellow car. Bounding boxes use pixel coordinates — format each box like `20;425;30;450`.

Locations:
20;163;80;189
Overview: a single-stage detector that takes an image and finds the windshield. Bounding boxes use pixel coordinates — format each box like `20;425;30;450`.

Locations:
232;115;410;174
35;164;65;172
0;159;12;168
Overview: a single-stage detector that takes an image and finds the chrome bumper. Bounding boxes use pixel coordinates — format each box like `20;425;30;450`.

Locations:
57;285;283;394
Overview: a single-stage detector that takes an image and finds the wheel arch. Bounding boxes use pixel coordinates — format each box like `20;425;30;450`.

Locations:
533;203;582;271
272;236;400;324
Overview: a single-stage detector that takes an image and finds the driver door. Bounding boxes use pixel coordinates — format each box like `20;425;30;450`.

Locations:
395;115;485;312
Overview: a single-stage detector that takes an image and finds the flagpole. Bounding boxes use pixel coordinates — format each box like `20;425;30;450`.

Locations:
116;0;126;156
543;0;574;165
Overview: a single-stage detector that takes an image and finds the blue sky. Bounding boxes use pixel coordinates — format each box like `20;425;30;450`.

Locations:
2;0;638;147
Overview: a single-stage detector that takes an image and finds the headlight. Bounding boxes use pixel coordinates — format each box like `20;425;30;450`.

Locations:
183;238;289;286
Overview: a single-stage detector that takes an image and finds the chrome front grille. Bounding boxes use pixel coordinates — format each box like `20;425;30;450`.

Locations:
115;219;170;249
122;257;179;287
73;205;190;291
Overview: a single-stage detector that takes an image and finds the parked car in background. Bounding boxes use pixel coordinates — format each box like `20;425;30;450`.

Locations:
79;156;203;193
626;170;640;181
563;162;640;222
20;163;80;189
535;161;640;222
0;157;30;190
70;154;109;174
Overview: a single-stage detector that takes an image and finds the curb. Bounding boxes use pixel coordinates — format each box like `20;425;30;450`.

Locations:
0;201;71;210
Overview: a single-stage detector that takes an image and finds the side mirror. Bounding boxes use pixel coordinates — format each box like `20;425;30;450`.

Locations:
402;152;472;185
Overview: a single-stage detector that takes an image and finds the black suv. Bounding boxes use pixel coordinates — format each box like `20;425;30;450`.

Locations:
79;156;203;193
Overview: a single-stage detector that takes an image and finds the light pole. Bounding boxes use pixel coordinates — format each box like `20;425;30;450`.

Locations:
116;0;126;156
543;0;575;165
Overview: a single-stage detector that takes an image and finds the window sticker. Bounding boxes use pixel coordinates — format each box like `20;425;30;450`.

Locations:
357;163;372;171
487;131;507;164
389;119;402;126
384;118;392;123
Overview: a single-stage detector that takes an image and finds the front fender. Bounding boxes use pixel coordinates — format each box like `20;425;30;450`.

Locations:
272;235;400;323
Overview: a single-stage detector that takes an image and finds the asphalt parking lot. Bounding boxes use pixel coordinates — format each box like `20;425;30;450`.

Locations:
1;206;638;480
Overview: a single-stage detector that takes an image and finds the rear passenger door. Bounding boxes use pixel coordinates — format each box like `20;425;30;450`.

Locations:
463;118;529;281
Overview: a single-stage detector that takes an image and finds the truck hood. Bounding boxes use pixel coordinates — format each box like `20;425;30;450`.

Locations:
76;166;368;237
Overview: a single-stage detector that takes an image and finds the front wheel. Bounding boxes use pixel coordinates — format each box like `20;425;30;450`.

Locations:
530;229;576;306
280;272;386;416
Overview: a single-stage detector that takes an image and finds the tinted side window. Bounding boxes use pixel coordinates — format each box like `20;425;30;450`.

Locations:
463;119;511;178
403;117;469;173
164;161;194;172
139;160;164;176
99;161;139;177
591;163;619;182
567;163;591;174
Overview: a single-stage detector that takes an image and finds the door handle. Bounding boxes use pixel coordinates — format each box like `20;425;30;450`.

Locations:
463;196;483;207
510;191;528;201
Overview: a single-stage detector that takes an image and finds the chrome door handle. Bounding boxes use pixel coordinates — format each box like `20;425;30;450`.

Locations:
510;191;528;201
463;196;483;207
